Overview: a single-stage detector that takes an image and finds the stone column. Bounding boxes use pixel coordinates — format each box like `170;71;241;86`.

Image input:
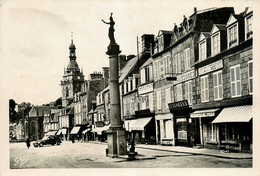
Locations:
106;44;127;157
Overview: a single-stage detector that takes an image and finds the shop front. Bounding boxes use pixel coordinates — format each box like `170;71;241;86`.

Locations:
70;126;81;141
91;125;110;142
169;100;193;147
155;113;174;146
212;105;252;152
190;108;221;149
124;113;155;144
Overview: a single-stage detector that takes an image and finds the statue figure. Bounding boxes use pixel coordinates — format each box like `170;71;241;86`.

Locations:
102;13;116;44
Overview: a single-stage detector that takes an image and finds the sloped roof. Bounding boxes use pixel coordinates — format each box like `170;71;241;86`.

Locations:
119;56;138;83
140;57;153;69
68;107;74;115
29;106;57;117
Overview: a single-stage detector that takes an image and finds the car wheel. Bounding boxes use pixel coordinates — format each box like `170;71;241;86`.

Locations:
57;141;60;145
34;144;38;147
39;143;43;147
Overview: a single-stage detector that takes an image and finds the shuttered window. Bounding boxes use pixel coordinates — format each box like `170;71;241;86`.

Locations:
230;65;241;97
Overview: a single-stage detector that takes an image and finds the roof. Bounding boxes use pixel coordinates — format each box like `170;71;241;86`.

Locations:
29;106;57;117
51;109;60;114
68;107;74;115
158;30;172;35
214;24;226;31
119;56;138;83
140;57;153;69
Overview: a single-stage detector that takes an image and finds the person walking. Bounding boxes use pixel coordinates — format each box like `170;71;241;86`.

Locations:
26;138;30;149
72;136;75;143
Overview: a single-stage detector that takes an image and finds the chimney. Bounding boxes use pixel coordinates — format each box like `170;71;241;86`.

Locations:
194;7;197;13
118;55;127;70
127;55;136;61
102;67;109;87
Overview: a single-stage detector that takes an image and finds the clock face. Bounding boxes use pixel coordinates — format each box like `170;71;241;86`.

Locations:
77;76;80;79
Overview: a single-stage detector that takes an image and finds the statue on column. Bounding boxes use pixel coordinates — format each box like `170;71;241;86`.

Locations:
102;13;116;45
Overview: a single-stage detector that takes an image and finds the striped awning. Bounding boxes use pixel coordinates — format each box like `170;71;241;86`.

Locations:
82;129;91;134
212;105;252;123
56;130;62;135
125;117;152;132
70;126;81;134
61;129;67;134
92;125;110;135
46;130;58;136
190;109;219;118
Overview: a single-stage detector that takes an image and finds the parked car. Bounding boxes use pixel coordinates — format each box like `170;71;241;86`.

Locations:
33;135;61;147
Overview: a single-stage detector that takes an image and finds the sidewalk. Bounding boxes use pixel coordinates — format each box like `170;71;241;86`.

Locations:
136;144;252;159
88;141;252;159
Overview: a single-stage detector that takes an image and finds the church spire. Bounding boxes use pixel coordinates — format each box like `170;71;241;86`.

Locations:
69;32;76;61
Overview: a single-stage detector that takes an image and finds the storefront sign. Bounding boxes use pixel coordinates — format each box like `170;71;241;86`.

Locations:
138;83;153;95
132;95;147;103
176;70;196;83
168;100;189;109
198;60;223;75
190;112;215;118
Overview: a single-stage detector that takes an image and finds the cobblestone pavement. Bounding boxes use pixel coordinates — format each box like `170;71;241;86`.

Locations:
9;141;252;169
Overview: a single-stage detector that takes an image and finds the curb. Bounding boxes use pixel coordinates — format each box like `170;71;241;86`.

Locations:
136;146;252;159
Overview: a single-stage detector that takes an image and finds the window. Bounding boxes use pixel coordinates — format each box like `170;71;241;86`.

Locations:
157;90;162;110
184;48;191;70
177;53;181;73
166;56;172;74
149;93;153;111
185;81;192;105
145;67;150;82
199;41;206;61
201;75;209;102
248;61;253;94
165;88;171;109
230;65;241;97
245;15;253;39
228;24;238;48
211;33;220;56
209;124;216;140
213;71;223;100
176;84;183;101
140;68;145;84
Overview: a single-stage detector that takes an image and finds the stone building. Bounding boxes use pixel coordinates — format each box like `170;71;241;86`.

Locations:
120;34;155;144
191;7;253;152
28;106;57;140
156;7;235;147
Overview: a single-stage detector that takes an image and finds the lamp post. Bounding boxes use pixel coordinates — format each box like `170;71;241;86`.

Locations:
102;13;127;157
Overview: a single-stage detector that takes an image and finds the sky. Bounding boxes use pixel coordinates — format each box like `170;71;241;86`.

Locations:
0;0;251;106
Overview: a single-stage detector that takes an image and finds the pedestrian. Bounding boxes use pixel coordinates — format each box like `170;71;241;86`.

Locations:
26;138;30;149
72;136;75;143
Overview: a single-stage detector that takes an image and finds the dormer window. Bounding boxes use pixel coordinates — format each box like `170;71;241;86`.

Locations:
227;24;238;48
158;36;164;52
245;14;253;39
211;32;220;56
199;40;206;61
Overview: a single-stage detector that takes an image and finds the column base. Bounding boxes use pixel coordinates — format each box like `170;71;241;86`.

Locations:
106;128;127;157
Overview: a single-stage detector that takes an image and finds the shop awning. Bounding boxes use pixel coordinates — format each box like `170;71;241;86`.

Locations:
82;129;91;134
190;109;220;118
92;125;110;135
212;105;252;123
46;130;58;136
61;129;67;134
56;130;62;135
70;126;81;134
125;117;153;132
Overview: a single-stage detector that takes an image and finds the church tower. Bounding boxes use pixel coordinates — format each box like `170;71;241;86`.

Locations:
61;34;84;107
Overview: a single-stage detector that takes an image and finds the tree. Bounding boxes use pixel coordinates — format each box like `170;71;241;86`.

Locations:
9;99;17;123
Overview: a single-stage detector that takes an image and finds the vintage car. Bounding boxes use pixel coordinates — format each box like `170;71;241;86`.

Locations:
33;135;61;147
